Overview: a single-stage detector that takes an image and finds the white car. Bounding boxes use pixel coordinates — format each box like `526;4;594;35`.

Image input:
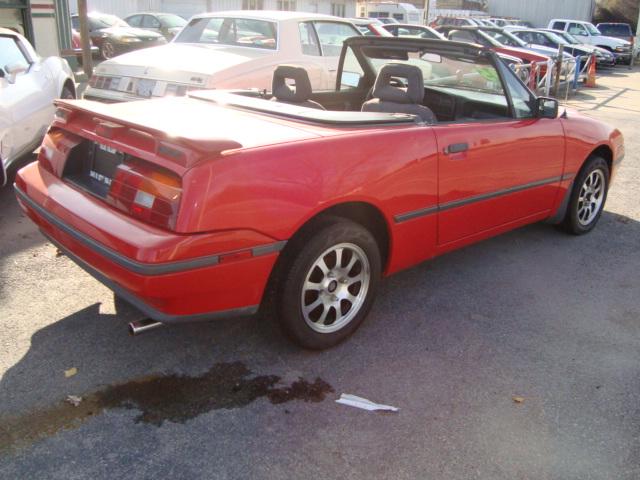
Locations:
548;19;632;64
1;28;75;186
83;11;362;103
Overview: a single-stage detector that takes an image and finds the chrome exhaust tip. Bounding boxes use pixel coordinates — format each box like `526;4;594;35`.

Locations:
128;318;163;336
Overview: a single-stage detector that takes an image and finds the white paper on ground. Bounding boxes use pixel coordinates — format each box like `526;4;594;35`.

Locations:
335;393;399;412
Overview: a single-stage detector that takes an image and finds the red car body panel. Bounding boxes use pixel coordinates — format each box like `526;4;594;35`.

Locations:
14;93;624;322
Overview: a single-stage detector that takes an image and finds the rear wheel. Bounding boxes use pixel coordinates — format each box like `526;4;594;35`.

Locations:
276;217;381;349
560;156;610;235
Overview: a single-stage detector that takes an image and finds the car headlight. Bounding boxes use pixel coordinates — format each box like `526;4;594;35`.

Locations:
119;36;142;43
614;45;629;52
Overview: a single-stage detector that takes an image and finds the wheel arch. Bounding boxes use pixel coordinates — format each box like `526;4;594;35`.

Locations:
260;201;393;313
62;78;76;98
588;144;613;175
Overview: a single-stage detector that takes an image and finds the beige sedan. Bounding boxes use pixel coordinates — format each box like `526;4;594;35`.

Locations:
84;10;361;103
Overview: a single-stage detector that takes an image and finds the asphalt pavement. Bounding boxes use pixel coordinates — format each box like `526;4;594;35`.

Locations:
1;68;639;480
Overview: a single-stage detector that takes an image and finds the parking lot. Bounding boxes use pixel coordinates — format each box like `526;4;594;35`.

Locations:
1;67;639;479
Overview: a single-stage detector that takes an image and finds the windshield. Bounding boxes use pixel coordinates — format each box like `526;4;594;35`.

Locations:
586;23;600;35
483;30;525;47
542;31;567;45
364;49;504;98
558;31;579;44
88;14;128;29
174;17;277;49
598;24;632;36
158;14;187;28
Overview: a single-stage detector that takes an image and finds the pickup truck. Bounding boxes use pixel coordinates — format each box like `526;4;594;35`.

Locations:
548;19;632;64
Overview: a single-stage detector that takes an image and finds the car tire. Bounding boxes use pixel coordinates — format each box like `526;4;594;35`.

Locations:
560;156;610;235
100;41;115;60
276;216;381;350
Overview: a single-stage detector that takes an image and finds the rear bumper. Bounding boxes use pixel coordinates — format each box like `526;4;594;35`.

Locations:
14;165;285;323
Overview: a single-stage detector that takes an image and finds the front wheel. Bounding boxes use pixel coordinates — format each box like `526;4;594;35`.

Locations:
276;217;381;349
100;41;115;60
560;156;610;235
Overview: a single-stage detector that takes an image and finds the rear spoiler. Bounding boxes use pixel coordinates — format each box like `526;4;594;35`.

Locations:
53;99;243;166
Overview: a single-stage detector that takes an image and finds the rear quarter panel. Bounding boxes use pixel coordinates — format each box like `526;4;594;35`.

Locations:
181;124;440;274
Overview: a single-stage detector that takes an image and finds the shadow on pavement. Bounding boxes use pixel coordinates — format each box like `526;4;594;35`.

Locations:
1;210;639;459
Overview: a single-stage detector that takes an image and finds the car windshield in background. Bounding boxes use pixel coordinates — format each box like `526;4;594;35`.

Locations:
543;31;569;45
158;14;187;28
366;51;505;99
586;23;601;35
484;30;525;47
89;14;128;29
558;32;580;44
174;17;277;49
598;24;632;36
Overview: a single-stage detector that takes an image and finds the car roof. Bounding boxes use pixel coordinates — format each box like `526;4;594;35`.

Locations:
0;27;18;37
550;19;588;23
385;24;430;28
190;10;342;22
125;12;182;17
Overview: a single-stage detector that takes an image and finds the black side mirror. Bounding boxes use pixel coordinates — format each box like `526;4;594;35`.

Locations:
536;96;559;119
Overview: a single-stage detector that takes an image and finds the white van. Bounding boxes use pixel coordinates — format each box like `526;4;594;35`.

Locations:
367;3;423;25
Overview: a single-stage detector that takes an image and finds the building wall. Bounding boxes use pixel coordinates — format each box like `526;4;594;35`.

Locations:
68;0;356;19
31;1;61;57
487;0;596;27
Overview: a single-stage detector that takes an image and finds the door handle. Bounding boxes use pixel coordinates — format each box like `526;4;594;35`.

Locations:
445;143;469;154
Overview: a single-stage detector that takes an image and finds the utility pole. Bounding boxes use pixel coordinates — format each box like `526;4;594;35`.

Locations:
77;0;93;79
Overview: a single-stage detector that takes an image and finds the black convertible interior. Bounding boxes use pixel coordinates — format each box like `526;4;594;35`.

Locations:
264;61;511;124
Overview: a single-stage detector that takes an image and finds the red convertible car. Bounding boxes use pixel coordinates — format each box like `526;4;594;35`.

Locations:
15;37;624;349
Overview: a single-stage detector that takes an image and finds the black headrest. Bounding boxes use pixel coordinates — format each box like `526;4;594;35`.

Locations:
372;63;424;105
272;65;313;102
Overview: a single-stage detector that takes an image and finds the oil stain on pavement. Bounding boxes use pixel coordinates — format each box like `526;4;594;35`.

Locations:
0;361;333;454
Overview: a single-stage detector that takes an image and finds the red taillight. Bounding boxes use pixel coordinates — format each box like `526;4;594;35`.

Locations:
38;129;67;175
106;158;182;230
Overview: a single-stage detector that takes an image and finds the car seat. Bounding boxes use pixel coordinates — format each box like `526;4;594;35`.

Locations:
361;63;436;123
270;65;325;110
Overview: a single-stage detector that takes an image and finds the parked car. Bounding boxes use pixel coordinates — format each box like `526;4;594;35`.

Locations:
475;27;568;60
124;12;188;41
547;19;632;64
0;28;75;186
537;28;616;66
15;37;624;348
68;29;99;67
70;12;166;60
508;28;597;62
431;16;479;28
435;26;551;65
382;23;445;40
349;18;392;37
83;11;362;103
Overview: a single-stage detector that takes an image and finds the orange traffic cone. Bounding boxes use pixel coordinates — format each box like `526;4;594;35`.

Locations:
585;54;597;88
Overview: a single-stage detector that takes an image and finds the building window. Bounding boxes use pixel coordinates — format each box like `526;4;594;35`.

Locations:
242;0;264;9
331;3;346;17
277;0;296;10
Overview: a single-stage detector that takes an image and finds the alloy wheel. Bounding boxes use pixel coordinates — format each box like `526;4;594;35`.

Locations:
577;169;605;226
301;242;370;334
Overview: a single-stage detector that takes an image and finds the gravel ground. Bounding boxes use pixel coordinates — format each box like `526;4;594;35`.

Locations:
1;68;639;479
